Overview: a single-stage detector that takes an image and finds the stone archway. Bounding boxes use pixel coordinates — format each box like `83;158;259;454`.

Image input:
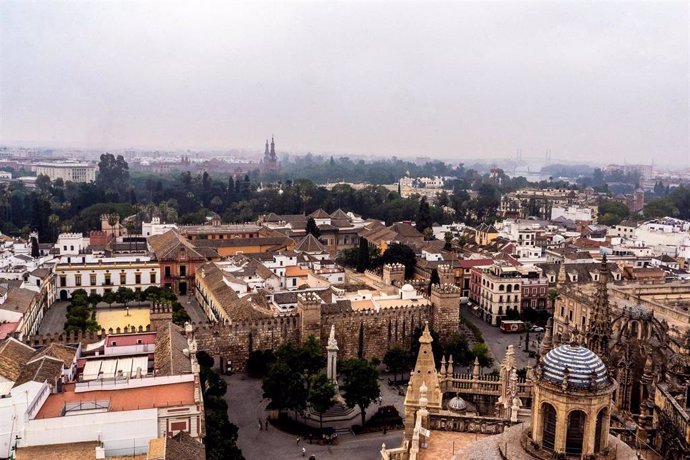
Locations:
60;290;68;301
541;402;557;451
566;410;587;456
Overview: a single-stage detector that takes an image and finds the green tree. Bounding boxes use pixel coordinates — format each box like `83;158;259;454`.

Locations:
306;217;321;238
428;268;440;295
103;291;116;307
598;199;630;225
643;197;679;219
97;153;130;199
379;243;417;278
383;345;411;383
356;237;370;273
547;289;560;315
307;372;336;432
443;232;453;251
341;358;381;427
262;362;307;415
471;343;494;368
415;197;432;236
442;333;472;367
35;174;52;194
30;236;39;258
299;335;327;376
87;293;102;308
246;350;276;377
115;287;135;307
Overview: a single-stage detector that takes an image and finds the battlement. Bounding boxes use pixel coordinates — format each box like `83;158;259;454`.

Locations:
19;325;152;347
58;232;83;239
321;303;432;321
150;303;172;314
384;263;405;271
431;283;461;295
297;292;322;305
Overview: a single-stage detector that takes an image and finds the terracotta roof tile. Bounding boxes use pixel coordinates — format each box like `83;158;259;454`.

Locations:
0;337;36;381
154;323;192;377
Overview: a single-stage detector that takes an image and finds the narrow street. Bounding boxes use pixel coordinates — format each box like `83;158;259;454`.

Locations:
178;293;208;324
38;301;69;334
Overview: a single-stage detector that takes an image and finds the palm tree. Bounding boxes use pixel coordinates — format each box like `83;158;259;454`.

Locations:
547;289;560;316
524;321;533;353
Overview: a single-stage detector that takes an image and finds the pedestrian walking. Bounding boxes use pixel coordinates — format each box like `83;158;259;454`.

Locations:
302;447;306;457
296;437;301;445
265;420;269;430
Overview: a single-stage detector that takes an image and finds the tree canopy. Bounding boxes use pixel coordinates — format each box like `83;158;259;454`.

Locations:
340;358;380;427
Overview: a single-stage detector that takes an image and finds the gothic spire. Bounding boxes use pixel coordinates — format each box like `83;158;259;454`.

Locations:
586;254;612;361
265;139;269;157
270;135;276;157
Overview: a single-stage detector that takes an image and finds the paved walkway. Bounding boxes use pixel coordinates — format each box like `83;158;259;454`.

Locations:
461;305;540;370
224;374;404;460
39;301;69;334
178;294;208;324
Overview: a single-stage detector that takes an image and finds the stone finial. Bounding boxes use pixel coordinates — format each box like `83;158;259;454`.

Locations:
440;356;447;376
473;356;481;378
419;381;428;409
419;321;433;344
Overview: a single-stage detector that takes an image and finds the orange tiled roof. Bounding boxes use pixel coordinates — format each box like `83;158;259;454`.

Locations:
35;381;195;419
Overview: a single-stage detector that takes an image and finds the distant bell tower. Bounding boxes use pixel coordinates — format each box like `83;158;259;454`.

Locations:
261;136;280;174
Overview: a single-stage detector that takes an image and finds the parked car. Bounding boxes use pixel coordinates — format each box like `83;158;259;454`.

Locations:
530;326;544;332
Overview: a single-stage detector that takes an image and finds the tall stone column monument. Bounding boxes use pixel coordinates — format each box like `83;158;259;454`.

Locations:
326;325;338;385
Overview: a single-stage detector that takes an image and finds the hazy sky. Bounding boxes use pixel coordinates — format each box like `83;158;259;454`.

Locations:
1;1;688;164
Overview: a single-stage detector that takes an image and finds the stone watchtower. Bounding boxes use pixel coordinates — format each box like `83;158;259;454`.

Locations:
437;264;454;285
150;303;173;332
382;263;405;286
298;292;322;343
430;283;461;340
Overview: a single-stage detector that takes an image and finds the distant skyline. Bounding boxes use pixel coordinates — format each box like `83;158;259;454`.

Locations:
1;1;688;165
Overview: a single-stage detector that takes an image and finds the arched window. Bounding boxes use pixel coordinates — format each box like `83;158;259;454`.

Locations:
566;410;586;456
594;408;607;453
541;403;557;451
507;284;512;293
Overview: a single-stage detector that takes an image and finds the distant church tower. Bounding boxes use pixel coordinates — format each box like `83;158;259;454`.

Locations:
260;136;280;174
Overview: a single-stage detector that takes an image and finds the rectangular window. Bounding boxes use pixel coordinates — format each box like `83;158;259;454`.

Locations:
151;273;157;284
104;274;111;285
59;275;66;287
165;266;171;277
75;274;82;286
90;289;96;295
120;273;126;285
135;273;141;284
90;274;96;285
180;265;187;277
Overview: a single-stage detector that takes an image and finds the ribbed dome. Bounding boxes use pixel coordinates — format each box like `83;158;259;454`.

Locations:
542;344;608;388
448;396;467;411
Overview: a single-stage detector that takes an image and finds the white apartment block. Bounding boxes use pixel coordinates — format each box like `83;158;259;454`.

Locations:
55;255;160;300
550;205;593;222
33;162;97;183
